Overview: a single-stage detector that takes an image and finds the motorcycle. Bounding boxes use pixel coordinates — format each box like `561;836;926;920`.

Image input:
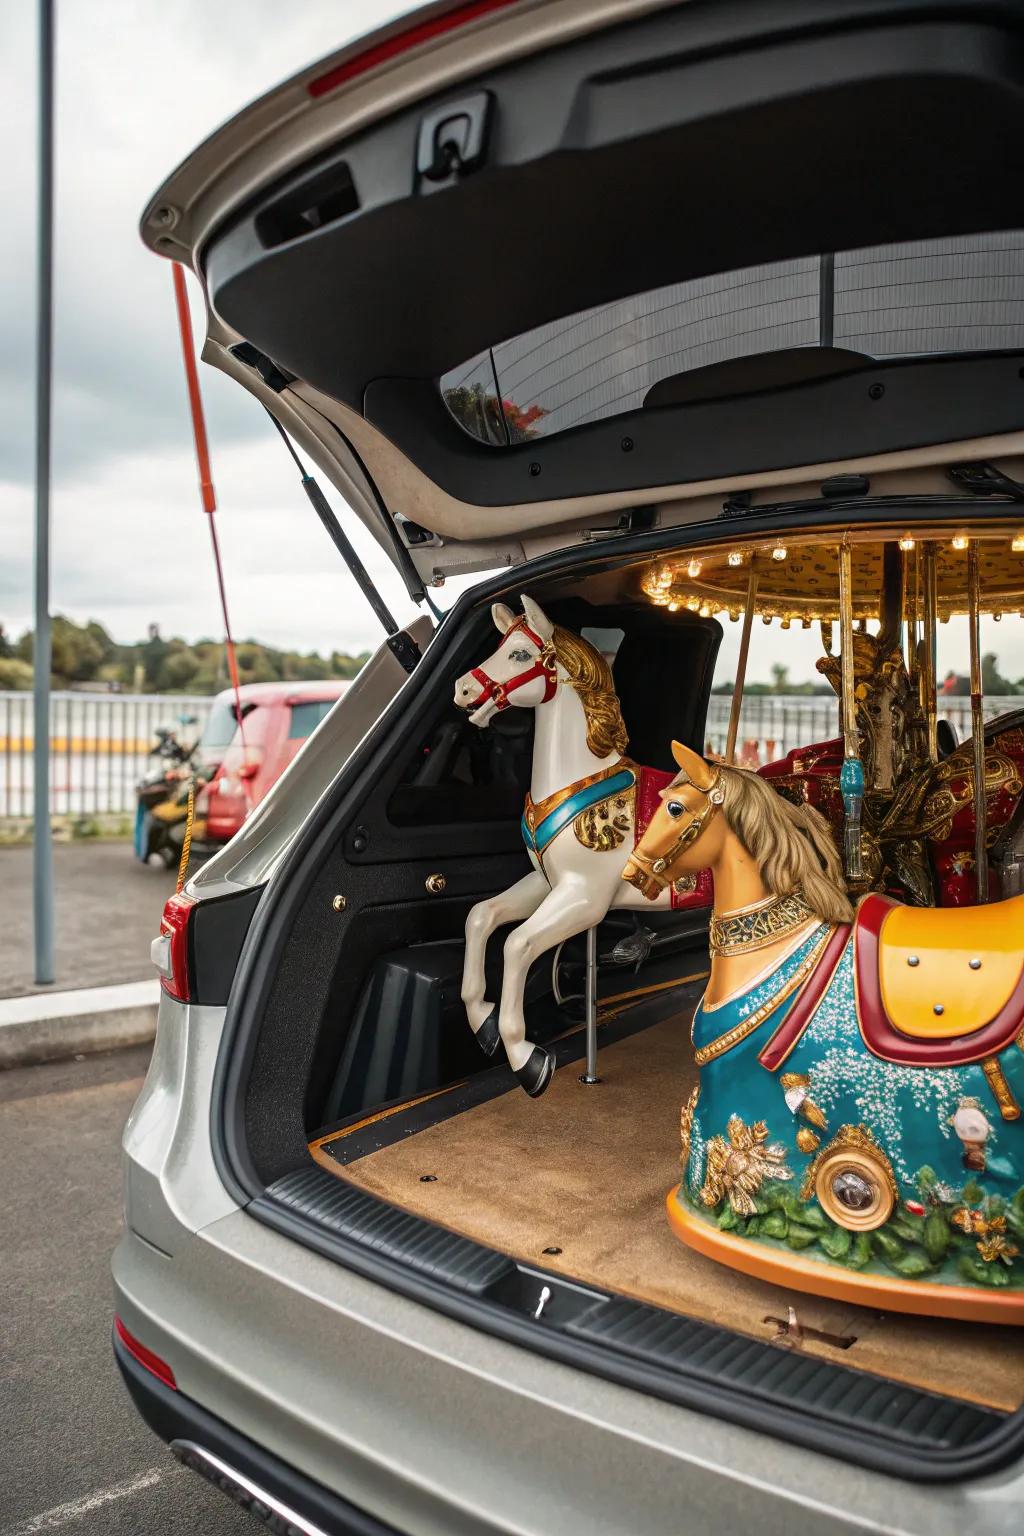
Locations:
134;718;207;869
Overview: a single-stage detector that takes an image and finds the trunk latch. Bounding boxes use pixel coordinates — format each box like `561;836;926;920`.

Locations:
417;91;492;188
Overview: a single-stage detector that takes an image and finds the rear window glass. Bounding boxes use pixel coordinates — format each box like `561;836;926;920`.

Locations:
440;231;1024;445
288;699;335;739
200;700;257;750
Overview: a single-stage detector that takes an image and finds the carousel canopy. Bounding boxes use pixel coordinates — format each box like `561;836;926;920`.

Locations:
641;526;1024;625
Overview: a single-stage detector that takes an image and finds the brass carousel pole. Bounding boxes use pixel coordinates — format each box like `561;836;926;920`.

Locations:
838;540;865;881
903;543;919;685
920;541;939;763
967;541;989;903
725;564;759;764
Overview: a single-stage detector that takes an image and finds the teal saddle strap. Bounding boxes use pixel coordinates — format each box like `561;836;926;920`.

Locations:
522;766;636;860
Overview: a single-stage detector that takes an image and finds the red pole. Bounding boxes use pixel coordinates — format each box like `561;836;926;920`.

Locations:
171;263;216;514
170;263;248;757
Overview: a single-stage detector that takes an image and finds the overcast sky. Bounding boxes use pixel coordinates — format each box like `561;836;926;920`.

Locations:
2;0;1021;686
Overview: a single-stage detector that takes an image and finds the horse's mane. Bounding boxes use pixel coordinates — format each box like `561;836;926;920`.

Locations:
552;625;629;759
707;764;854;924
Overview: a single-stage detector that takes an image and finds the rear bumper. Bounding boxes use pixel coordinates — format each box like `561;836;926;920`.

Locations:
114;1332;399;1536
111;1216;1024;1536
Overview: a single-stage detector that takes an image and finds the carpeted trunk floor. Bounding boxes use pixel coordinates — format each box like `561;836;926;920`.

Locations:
314;1006;1024;1412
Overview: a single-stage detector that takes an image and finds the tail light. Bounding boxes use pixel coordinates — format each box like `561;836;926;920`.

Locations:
114;1316;177;1390
153;890;195;1001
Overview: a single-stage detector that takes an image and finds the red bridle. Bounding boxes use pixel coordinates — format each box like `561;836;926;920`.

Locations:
470;618;558;711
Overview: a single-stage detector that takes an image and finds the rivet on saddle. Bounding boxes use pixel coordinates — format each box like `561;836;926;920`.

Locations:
855;892;1024;1066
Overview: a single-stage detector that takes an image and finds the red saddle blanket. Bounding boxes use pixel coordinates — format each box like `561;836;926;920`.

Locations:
759;894;1024;1071
635;764;713;912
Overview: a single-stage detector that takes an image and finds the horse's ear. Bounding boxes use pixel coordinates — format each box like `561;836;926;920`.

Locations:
520;593;554;641
671;740;715;789
492;602;517;633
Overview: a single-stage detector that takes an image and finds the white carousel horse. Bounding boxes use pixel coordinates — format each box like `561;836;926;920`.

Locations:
622;741;1024;1322
454;596;682;1096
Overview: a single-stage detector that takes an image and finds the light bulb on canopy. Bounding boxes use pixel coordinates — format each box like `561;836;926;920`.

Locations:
640;530;1024;626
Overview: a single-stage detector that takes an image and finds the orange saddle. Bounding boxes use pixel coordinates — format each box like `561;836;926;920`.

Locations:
854;893;1024;1066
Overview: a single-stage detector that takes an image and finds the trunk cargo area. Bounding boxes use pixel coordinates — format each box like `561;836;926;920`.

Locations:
310;976;1024;1414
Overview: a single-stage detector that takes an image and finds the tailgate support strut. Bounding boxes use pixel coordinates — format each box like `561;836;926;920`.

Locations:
265;411;421;673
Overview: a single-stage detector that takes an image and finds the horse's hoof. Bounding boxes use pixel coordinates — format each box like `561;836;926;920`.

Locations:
475;1008;500;1058
515;1046;554;1098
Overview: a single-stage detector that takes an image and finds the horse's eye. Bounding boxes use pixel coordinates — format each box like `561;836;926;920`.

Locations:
666;800;685;819
508;648;531;663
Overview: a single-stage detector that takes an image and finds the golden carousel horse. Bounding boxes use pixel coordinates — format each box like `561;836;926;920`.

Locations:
624;741;1024;1323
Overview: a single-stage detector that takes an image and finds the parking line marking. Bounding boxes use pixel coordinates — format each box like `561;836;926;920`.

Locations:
4;1468;166;1535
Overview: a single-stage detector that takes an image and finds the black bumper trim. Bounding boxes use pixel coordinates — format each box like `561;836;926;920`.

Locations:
113;1332;402;1536
254;1168;1021;1485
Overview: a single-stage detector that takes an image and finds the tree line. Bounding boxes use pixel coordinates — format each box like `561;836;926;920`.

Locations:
711;657;1024;697
0;617;369;694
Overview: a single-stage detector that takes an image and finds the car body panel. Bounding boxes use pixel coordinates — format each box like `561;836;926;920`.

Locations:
203;680;349;843
144;0;1024;580
122;996;238;1256
189;615;433;897
112;1213;1023;1536
140;0;668;267
119;3;1024;1524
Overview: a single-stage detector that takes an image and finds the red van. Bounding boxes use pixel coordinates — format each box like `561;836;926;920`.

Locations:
199;680;348;846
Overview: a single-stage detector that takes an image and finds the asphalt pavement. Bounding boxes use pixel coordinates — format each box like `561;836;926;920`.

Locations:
0;843;175;998
0;1045;252;1535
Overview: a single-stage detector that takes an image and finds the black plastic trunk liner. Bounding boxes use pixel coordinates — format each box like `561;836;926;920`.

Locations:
311;972;706;1166
259;1161;1015;1480
566;1296;1001;1453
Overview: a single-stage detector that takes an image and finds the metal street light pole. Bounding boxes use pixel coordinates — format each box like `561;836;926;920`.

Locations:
33;0;55;984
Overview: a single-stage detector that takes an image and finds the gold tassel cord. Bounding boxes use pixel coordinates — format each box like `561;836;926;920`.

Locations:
176;777;195;895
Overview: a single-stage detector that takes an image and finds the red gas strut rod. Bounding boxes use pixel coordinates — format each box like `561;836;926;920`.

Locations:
170;263;250;862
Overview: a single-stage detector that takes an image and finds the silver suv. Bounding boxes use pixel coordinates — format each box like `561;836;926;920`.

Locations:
114;2;1024;1531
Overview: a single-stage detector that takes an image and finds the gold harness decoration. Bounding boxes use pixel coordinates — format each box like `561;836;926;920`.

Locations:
922;747;1023;845
709;888;816;957
522;758;637;860
573;783;635;852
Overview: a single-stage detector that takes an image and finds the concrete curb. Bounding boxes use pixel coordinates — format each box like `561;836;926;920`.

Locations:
0;979;159;1068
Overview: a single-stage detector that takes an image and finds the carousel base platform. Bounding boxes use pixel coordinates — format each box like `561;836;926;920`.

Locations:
666;1194;1024;1327
311;979;1024;1414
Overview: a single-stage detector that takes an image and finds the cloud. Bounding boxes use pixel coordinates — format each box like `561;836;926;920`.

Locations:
1;0;407;487
0;0;443;658
3;1;1022;688
1;430;428;654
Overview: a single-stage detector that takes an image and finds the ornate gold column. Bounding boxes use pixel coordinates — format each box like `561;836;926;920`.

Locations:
920;542;938;764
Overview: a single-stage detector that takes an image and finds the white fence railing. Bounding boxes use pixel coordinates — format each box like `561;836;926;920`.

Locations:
0;692;214;819
2;690;1021;819
702;694;1021;765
